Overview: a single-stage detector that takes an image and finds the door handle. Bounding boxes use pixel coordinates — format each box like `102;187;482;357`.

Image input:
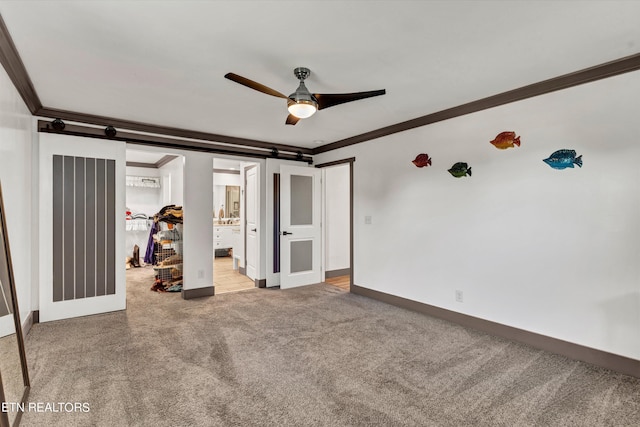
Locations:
282;231;293;235
251;228;257;232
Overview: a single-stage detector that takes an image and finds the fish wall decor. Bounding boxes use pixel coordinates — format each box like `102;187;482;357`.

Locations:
543;149;583;170
448;162;472;178
412;153;432;168
490;131;521;150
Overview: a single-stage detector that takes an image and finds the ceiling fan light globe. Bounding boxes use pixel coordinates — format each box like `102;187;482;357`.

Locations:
287;100;317;119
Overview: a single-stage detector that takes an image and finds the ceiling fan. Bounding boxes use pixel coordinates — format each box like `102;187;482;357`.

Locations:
224;67;386;125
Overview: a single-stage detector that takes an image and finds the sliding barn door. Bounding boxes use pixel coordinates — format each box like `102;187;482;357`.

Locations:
39;133;126;322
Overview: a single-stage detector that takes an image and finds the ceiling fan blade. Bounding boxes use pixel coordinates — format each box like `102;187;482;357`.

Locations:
314;89;386;110
224;73;288;99
285;114;300;125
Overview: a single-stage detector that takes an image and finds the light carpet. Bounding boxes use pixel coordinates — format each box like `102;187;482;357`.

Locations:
17;266;640;426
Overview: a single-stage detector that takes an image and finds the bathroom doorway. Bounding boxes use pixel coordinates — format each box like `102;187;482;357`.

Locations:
213;157;259;294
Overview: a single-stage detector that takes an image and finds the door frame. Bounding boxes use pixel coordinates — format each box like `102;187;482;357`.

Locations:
211;156;262;290
315;157;355;289
243;163;259;284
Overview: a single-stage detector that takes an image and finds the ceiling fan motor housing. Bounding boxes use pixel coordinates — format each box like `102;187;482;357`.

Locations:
288;86;317;105
289;67;317;107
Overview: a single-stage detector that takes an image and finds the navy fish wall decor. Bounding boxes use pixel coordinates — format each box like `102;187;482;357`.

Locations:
543;149;583;170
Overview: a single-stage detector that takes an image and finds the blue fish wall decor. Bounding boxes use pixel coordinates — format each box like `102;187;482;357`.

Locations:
543;149;583;170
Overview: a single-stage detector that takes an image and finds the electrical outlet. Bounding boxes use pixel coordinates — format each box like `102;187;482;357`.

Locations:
365;215;372;224
455;290;463;303
198;269;204;279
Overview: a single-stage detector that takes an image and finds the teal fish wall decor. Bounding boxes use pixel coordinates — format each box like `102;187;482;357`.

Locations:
448;162;472;178
543;149;583;170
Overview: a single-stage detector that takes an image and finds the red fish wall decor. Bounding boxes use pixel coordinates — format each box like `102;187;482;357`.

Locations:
412;153;432;168
490;131;521;150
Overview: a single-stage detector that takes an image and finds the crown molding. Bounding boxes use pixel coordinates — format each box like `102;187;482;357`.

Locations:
126;156;178;169
0;13;42;113
155;155;179;168
213;168;240;175
125;162;155;169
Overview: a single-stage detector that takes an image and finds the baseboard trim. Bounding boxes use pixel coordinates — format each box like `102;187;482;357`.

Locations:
325;268;351;278
351;284;640;378
182;286;215;299
22;310;38;336
255;279;266;288
239;266;246;275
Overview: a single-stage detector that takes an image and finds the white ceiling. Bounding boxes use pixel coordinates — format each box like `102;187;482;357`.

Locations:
1;1;639;149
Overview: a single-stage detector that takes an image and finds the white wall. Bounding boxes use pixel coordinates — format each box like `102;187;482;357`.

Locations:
324;164;350;272
314;70;640;361
125;166;162;216
0;63;34;331
159;156;183;206
182;152;213;291
213;172;241;187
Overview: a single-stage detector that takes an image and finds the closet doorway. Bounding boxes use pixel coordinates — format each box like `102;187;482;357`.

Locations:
213;158;258;294
124;149;261;297
125;148;185;296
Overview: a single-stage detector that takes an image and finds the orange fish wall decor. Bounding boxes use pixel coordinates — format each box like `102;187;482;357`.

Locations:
412;153;432;168
490;131;521;150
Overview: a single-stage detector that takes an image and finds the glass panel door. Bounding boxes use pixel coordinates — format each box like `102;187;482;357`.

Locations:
280;165;321;289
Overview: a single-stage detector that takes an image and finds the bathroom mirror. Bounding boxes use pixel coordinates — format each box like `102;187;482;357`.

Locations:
0;183;30;427
225;186;240;218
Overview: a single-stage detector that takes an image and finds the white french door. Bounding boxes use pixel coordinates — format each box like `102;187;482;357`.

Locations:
39;133;126;322
280;165;322;289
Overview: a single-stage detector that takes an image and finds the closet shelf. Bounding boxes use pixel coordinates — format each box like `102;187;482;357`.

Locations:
126;175;161;188
126;218;149;231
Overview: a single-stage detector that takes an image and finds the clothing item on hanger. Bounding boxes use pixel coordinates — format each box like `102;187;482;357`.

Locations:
144;220;159;264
